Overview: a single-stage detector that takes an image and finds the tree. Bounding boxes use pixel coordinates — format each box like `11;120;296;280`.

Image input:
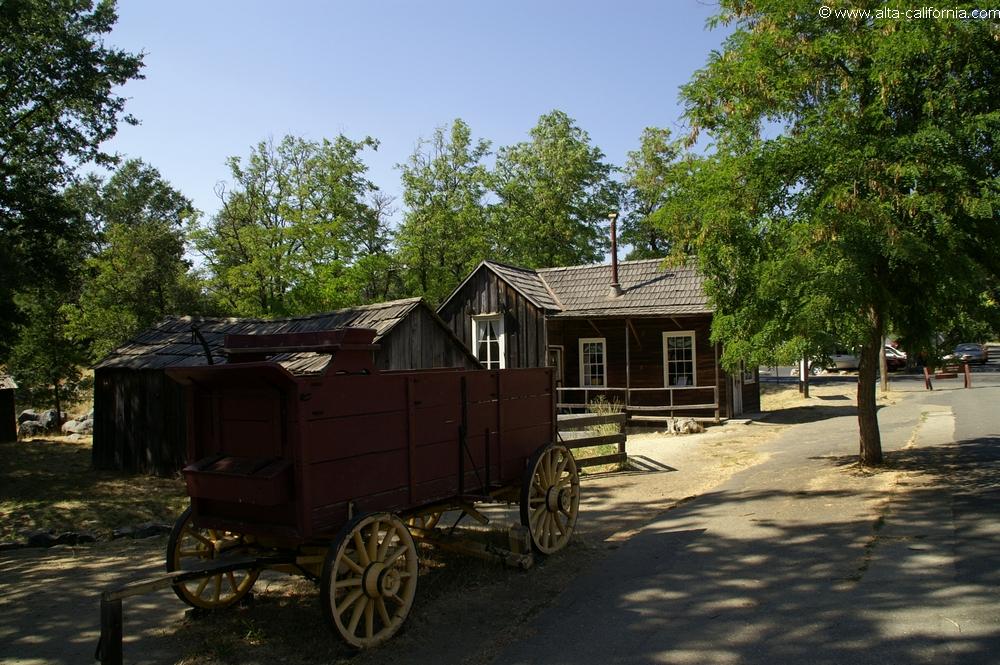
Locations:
345;192;403;304
64;159;204;359
0;0;143;355
492;110;621;268
675;0;1000;465
396;119;492;303
192;135;379;317
621;127;685;259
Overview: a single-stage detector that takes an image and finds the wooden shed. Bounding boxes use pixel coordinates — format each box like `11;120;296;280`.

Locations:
93;298;479;475
0;374;16;443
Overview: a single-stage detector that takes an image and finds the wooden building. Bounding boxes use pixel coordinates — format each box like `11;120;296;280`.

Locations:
0;374;16;443
93;298;479;475
438;259;759;423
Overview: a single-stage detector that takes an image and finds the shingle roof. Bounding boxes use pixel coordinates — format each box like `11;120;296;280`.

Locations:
0;374;17;390
94;298;430;373
538;258;710;318
483;261;562;310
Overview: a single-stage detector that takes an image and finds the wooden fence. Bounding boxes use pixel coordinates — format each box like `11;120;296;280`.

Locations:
556;412;627;469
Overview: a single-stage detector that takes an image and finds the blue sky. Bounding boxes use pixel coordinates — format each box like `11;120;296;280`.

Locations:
105;0;731;221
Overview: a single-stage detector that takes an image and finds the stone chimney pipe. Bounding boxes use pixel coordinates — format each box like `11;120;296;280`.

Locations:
609;212;623;298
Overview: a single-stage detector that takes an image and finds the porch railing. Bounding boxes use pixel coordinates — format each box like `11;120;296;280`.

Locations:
556;385;720;423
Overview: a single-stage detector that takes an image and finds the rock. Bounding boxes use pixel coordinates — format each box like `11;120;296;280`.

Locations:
18;420;46;438
132;522;171;539
17;409;40;424
38;409;63;430
86;407;95;419
61;417;93;435
25;530;57;548
0;541;24;552
678;418;705;435
112;526;135;540
65;433;89;442
53;531;97;545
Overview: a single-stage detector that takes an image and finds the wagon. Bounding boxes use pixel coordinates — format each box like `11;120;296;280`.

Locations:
160;327;580;648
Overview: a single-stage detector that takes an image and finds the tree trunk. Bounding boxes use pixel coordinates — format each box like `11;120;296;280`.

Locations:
53;380;62;426
857;321;884;466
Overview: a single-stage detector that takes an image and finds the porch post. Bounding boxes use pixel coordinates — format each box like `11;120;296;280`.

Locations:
624;318;631;411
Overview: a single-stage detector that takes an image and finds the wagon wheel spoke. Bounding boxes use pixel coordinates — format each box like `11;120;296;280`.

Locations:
384;545;409;566
367;520;380;563
376;526;396;561
340;552;365;575
336;588;365;617
353;530;370;566
364;599;375;639
376;597;391;625
212;575;222;603
347;596;366;635
335;577;362;589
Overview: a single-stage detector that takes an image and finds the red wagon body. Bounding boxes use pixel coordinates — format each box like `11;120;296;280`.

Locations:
166;327;556;542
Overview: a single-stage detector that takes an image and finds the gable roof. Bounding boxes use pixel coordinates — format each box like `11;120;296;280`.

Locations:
0;374;16;390
439;257;710;319
538;258;710;318
94;297;475;373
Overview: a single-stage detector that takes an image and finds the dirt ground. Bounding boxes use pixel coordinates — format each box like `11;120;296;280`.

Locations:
1;382;857;665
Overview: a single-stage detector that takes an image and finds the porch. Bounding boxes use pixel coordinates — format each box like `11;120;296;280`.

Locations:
546;315;728;424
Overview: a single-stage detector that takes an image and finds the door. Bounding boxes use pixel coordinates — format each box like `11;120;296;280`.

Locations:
730;374;743;417
547;346;564;387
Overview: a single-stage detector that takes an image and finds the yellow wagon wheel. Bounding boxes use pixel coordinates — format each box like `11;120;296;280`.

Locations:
166;506;259;609
321;512;418;648
520;444;580;555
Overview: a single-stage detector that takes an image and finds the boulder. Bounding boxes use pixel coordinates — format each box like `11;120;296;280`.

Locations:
18;420;46;438
61;417;93;435
25;530;57;548
17;409;40;424
132;522;171;539
38;409;63;430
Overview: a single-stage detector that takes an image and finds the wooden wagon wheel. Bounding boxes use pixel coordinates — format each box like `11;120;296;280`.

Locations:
520;444;580;555
166;506;259;609
321;512;419;648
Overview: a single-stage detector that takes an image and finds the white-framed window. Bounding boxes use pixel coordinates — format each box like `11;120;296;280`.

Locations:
579;338;607;387
473;315;505;369
663;331;696;387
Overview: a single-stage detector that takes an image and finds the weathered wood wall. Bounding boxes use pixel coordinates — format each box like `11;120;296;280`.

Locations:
437;266;547;369
377;306;480;371
92;369;187;475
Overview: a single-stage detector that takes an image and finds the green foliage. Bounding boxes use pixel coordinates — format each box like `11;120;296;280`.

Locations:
397;119;493;303
191;135;380;316
492;110;621;268
8;288;89;413
621;127;686;259
64;160;205;359
674;0;1000;462
0;0;143;355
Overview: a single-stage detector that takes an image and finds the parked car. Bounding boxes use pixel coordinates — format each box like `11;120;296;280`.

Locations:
948;343;989;365
827;349;860;371
884;346;907;371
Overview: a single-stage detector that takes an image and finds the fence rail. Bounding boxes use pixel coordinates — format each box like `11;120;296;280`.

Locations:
557;385;721;423
557;412;627;469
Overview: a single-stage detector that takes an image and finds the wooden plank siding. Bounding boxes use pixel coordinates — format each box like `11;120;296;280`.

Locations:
93;369;188;475
547;315;731;416
376;306;480;371
437;266;548;369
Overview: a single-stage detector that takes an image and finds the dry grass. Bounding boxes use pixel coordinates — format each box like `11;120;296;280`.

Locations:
759;379;898;412
0;436;187;542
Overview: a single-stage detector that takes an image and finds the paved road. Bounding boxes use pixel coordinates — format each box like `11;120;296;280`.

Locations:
497;377;1000;664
